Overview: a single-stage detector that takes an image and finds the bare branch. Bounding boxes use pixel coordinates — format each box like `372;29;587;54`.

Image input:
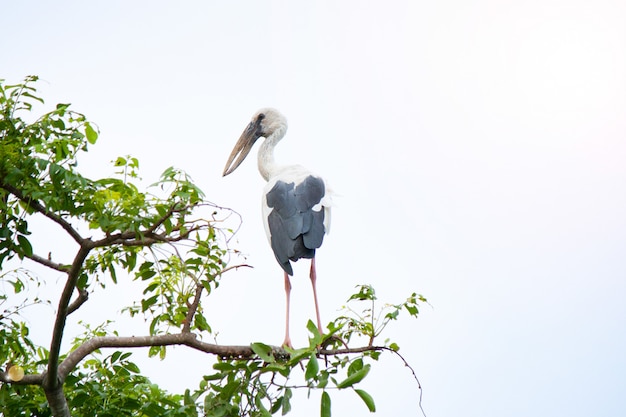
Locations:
182;285;203;333
318;346;385;355
0;371;44;385
45;244;93;390
0;183;84;245
66;288;89;315
25;252;70;273
220;263;254;275
57;333;256;379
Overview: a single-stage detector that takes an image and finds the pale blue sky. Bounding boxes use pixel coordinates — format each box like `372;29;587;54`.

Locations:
3;1;626;415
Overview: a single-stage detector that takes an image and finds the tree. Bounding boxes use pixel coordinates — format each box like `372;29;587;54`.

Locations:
0;76;426;417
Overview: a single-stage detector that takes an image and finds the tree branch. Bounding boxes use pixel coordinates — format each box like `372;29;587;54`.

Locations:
89;225;204;249
318;345;386;355
182;285;203;333
0;183;84;245
45;243;93;390
56;333;391;382
0;371;43;385
57;333;256;379
66;288;89;315
25;252;70;273
220;263;254;275
145;203;184;234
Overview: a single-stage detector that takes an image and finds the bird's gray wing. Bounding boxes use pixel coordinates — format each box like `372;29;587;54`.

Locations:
266;175;326;275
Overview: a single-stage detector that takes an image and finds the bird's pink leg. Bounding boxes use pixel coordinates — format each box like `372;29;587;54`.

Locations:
282;272;293;348
309;258;323;334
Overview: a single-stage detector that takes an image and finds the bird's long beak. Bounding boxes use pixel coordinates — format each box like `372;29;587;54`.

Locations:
222;119;263;176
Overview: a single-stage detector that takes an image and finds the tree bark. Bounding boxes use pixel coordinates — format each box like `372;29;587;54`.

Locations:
44;383;70;417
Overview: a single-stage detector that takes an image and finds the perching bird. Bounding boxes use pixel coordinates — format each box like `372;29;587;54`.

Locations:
222;108;332;348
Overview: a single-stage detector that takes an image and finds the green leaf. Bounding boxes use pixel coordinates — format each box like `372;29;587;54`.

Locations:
263;363;289;376
270;397;283;414
281;387;292;415
254;392;272;417
221;380;240;400
109;264;117;283
317;370;329;389
17;234;33;257
347;358;363;376
305;353;319;381
111;351;122;363
348;284;377;301
320;391;331;417
77;273;88;289
213;362;235;372
355;389;376;412
142;402;166;417
203;372;225;381
194;313;212;333
125;362;140;373
385;308;400;320
286;347;311;366
336;364;371;389
141;295;158;312
250;342;274;363
307;319;322;346
405;304;419;316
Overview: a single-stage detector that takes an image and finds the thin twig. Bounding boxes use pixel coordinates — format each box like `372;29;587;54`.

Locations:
181;263;253;333
387;347;427;417
220;263;254;275
145;203;185;234
318;345;385;355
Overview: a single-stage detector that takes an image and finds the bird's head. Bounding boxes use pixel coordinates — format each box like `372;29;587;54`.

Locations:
222;108;288;177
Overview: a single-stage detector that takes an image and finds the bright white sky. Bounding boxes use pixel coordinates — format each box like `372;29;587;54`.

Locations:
3;1;626;416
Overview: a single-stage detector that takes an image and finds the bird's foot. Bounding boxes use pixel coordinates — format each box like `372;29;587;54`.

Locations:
282;336;293;350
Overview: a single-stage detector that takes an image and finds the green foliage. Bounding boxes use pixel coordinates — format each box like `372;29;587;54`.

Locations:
0;270;51;416
0;76;234;414
0;339;200;417
64;350;199;417
0;76;98;266
0;268;48;378
338;285;427;350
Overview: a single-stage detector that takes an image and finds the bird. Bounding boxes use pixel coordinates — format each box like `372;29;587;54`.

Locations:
222;108;333;348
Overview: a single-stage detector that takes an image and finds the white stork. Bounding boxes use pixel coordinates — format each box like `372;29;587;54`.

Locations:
222;108;332;347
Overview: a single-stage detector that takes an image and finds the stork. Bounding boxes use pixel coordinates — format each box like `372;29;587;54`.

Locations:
222;108;332;348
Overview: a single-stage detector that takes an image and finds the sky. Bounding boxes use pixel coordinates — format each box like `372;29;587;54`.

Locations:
3;0;626;415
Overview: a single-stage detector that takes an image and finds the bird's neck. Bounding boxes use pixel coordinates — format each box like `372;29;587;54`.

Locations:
257;124;287;181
